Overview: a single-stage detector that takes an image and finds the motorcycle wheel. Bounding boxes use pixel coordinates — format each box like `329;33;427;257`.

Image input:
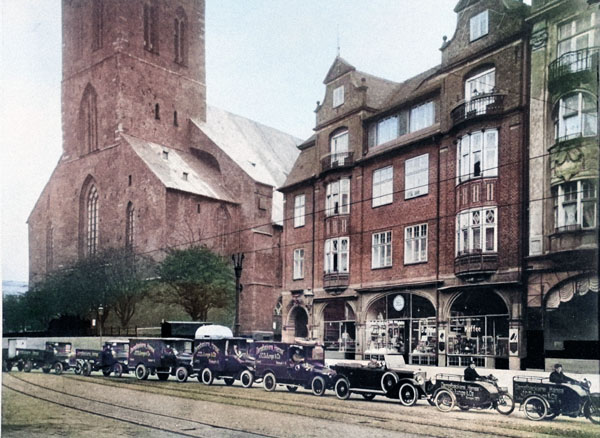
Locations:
495;393;515;415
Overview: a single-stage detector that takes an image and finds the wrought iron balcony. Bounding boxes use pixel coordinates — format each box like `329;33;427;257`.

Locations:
454;251;498;277
321;151;354;172
450;94;505;127
323;272;349;291
549;47;599;87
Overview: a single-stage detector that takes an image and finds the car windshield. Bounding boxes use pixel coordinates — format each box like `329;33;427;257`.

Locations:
110;343;128;354
173;341;192;353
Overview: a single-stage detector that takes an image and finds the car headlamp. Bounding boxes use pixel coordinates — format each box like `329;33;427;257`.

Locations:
415;374;425;385
429;377;436;385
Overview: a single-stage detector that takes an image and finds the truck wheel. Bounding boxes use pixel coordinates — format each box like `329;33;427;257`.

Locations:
135;363;149;380
381;371;398;393
495;393;515;415
24;361;33;373
53;362;64;375
311;376;326;396
434;389;455;412
263;372;277;392
523;395;547;421
362;393;376;401
201;368;214;385
157;372;169;381
74;362;82;375
224;378;235;386
82;361;92;377
399;383;418;406
113;362;123;378
334;377;351;400
17;361;24;372
240;370;254;388
175;366;189;383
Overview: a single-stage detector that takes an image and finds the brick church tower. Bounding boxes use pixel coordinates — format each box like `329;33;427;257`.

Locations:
29;0;300;335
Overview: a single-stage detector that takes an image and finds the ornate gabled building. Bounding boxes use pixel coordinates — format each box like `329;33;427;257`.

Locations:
279;0;532;370
525;0;599;372
28;0;300;334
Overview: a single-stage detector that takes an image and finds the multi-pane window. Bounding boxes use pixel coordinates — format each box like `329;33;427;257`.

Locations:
470;10;489;42
457;129;498;183
372;166;393;207
174;11;186;64
557;13;598;58
325;237;349;274
465;68;496;117
126;202;135;249
405;154;429;199
143;3;159;53
330;130;349;165
553;92;597;140
293;248;304;280
294;194;305;228
553;180;597;230
80;85;98;155
405;224;428;264
87;186;99;256
368;101;435;147
333;86;345;107
326;179;350;216
456;207;497;255
372;231;392;269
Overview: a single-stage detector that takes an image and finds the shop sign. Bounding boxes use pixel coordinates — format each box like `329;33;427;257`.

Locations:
393;295;405;312
438;329;446;353
509;328;519;356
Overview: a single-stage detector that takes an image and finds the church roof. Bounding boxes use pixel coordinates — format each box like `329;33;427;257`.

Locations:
123;134;238;204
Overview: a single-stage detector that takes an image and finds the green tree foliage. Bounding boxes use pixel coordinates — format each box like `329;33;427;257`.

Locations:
156;246;235;321
2;295;28;332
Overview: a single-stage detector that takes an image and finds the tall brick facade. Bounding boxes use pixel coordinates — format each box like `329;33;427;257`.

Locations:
279;0;531;370
28;0;300;334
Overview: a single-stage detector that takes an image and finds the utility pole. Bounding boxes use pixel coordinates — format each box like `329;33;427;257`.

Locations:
232;253;244;337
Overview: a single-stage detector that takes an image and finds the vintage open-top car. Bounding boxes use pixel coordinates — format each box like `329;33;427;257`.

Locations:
429;373;514;414
513;376;600;423
193;337;255;386
128;337;193;381
253;341;336;396
332;354;427;405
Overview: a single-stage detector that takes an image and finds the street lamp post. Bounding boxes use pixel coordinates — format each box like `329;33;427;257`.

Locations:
98;305;104;346
232;253;244;337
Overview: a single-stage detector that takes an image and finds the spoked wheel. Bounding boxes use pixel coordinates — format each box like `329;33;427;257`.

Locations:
23;361;33;373
240;370;254;388
201;368;214;385
362;393;376;401
434;389;456;412
53;362;64;375
135;363;149;380
311;376;326;397
157;372;170;381
584;396;600;424
286;385;298;392
263;372;277;392
224;378;235;386
381;372;398;393
113;362;123;378
175;366;189;383
495;393;515;415
398;383;418;406
523;395;547;421
334;378;351;400
82;361;92;377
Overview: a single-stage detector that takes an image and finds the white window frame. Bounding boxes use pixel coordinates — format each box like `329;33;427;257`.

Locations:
554;92;597;140
557;13;597;58
333;85;345;108
465;68;495;102
405;223;428;264
294;194;306;228
293;248;305;280
409;101;435;133
372;166;393;207
457;129;498;183
372;231;392;269
324;237;349;274
456;207;497;255
330;130;349;166
326;179;350;216
405;154;429;199
470;10;489;42
369;101;434;148
553;180;597;230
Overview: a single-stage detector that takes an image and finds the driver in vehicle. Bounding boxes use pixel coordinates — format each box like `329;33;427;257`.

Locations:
464;359;482;381
549;363;579;385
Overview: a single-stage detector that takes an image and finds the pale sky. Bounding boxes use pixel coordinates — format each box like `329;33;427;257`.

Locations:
0;1;529;283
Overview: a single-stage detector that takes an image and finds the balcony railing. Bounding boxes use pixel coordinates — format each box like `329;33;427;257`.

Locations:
549;47;599;85
321;151;354;172
450;94;505;126
323;272;349;291
454;251;498;277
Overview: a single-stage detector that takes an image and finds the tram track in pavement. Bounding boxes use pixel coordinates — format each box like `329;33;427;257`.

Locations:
11;372;592;438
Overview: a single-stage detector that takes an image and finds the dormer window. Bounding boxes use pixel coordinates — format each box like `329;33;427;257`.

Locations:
470;10;489;42
368;101;435;148
333;86;345;108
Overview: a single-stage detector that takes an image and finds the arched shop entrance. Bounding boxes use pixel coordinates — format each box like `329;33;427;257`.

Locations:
365;293;437;365
448;291;509;369
288;306;309;339
545;276;598;362
323;301;356;359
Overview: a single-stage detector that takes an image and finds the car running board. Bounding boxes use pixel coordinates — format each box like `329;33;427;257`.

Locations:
350;388;387;395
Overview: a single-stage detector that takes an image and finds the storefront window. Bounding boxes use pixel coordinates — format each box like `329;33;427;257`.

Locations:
365;293;437;365
323;301;356;357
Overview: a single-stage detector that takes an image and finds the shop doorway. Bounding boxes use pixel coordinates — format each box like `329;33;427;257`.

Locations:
365;293;437;365
289;306;309;339
323;301;356;359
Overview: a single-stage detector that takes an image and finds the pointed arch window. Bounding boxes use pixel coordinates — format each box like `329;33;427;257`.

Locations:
143;3;159;53
87;186;99;255
126;202;135;249
174;8;187;65
92;0;104;50
46;223;54;271
80;85;98;155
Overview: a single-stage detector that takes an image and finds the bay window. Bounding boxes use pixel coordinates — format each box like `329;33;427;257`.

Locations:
372;231;392;268
557;13;598;58
456;207;497;255
457;129;498;182
326;179;350;216
553;92;597;140
325;237;349;274
553;180;597;230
